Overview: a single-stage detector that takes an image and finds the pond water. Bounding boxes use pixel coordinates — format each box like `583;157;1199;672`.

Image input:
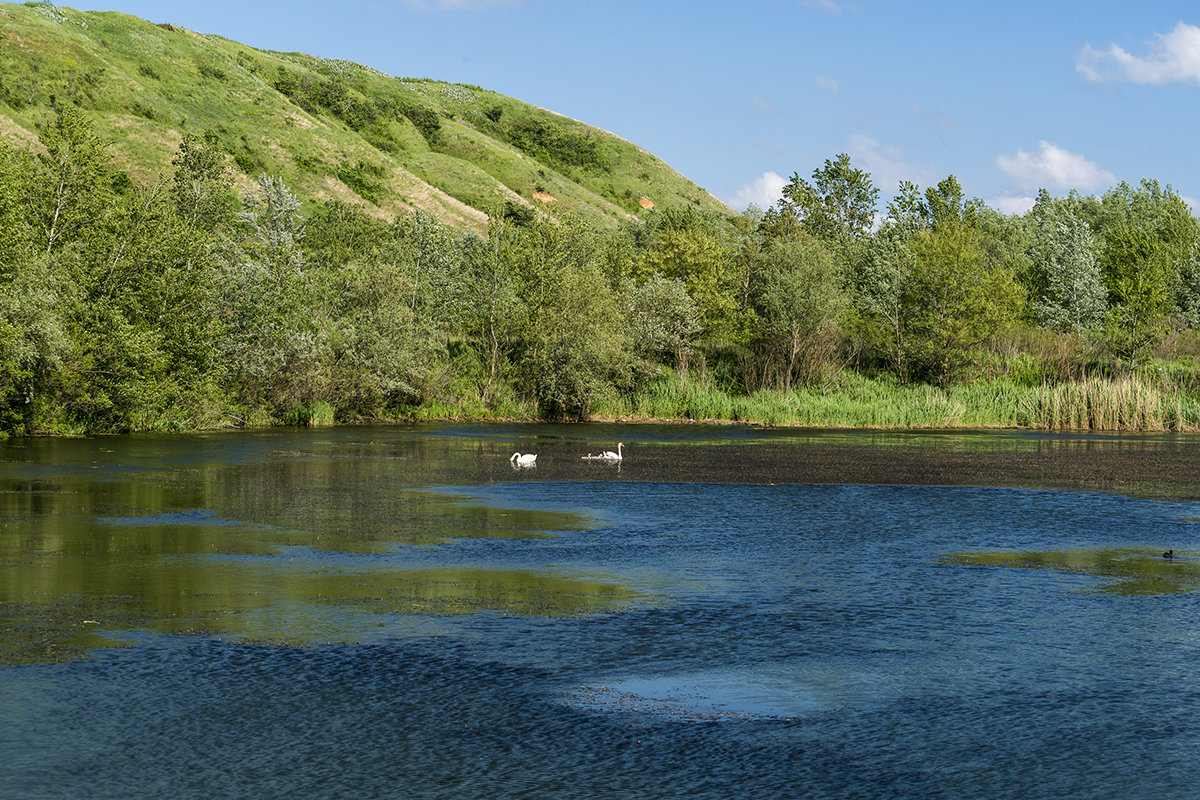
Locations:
3;423;1200;799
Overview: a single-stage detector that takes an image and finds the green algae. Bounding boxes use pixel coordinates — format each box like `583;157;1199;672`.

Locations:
941;546;1200;595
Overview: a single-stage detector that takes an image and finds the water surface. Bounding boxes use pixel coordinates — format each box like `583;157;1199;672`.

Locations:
3;424;1200;799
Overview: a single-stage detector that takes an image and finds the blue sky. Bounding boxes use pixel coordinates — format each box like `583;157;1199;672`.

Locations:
77;0;1200;214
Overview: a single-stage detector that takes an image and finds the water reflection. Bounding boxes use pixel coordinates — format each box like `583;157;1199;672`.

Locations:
6;425;1200;799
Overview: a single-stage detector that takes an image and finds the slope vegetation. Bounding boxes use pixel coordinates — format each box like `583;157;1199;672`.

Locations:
0;2;728;228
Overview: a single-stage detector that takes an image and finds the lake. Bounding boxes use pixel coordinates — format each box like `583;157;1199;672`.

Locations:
2;423;1200;799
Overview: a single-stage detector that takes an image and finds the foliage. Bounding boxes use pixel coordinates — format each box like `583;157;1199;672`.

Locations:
0;2;726;233
501;116;606;173
746;235;846;390
622;274;701;377
1101;225;1173;364
768;153;878;245
10;14;1200;433
901;223;1024;385
1027;190;1107;332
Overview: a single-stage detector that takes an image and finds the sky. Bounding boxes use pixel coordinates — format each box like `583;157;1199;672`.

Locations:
74;0;1200;215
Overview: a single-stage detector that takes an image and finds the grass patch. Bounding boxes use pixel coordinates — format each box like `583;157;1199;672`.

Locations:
0;4;730;233
941;547;1200;595
595;370;1200;431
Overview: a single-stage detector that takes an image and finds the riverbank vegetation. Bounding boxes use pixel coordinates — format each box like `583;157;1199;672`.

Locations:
5;107;1200;435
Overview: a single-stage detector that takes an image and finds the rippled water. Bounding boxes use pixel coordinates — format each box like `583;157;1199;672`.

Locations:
3;424;1200;799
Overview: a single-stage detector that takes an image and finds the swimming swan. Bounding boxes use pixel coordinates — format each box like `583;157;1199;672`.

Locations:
600;443;623;461
510;452;537;467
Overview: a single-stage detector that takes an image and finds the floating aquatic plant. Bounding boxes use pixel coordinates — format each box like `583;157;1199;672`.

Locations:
941;546;1200;595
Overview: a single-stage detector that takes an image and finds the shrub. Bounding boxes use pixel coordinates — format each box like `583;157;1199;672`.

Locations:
335;161;386;205
197;62;226;81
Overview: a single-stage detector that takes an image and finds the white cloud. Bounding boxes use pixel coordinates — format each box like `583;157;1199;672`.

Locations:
813;75;839;94
727;171;788;211
988;195;1038;216
845;134;938;193
1077;21;1200;84
995;141;1115;192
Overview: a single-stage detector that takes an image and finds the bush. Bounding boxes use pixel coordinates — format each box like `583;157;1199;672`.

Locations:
336;161;386;205
503;116;606;172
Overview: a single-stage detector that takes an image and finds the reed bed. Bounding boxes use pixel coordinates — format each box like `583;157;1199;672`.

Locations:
599;372;1200;432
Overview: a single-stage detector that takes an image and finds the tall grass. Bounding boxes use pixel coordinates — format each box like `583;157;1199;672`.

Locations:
1016;375;1200;431
595;371;1200;431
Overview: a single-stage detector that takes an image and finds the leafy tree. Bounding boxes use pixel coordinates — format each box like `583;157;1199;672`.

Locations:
849;184;934;379
747;235;846;389
0;141;33;272
458;220;525;406
902;223;1023;384
235;174;305;278
0;255;71;433
1101;225;1172;364
851;225;913;379
522;260;627;419
216;176;320;411
171;131;234;231
634;207;747;345
400;209;461;328
622;274;701;376
1090;179;1200;319
302;199;391;270
320;257;439;414
1027;190;1106;332
1177;241;1200;328
29;106;113;252
770;153;878;245
921;175;976;229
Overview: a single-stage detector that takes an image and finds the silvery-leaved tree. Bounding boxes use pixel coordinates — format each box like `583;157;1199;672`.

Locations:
1028;191;1107;333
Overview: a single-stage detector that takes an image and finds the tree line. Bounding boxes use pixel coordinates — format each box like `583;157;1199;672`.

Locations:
2;108;1200;435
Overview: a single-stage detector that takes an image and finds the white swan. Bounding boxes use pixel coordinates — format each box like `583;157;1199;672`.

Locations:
600;443;623;461
510;452;537;467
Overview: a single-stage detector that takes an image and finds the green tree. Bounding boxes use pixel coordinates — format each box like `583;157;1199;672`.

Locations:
849;185;928;380
522;260;628;419
217;176;320;412
320;256;439;414
235;174;305;279
0;255;71;433
0;141;34;272
903;223;1023;384
770;153;878;245
634;210;746;346
171;131;234;232
458;220;525;406
1101;225;1172;364
29;107;114;252
747;235;846;390
1027;190;1106;332
622;274;701;377
921;175;976;229
1091;179;1200;321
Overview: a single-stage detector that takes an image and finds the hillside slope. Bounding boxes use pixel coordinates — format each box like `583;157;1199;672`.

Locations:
0;2;730;229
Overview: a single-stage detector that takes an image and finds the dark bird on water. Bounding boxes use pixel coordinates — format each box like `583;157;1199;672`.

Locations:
1163;550;1175;559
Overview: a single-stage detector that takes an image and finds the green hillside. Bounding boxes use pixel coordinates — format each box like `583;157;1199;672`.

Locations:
0;1;729;229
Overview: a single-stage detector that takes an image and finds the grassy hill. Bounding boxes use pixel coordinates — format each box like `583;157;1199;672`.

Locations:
0;2;729;230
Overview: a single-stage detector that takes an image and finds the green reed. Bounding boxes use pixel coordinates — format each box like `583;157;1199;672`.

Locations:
598;371;1200;431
